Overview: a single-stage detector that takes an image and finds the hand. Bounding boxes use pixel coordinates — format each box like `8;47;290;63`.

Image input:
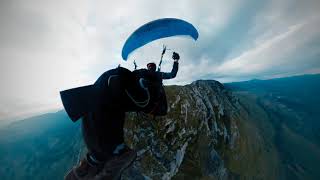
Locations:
172;52;180;61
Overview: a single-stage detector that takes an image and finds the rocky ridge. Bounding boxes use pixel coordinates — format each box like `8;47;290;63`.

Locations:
122;80;243;179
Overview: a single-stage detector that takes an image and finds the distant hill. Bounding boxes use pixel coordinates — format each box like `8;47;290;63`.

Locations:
225;74;320;145
0;111;83;180
226;74;320;113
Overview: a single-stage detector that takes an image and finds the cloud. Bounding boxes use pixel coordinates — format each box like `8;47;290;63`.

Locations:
0;0;91;120
168;0;320;82
204;0;320;80
0;0;320;120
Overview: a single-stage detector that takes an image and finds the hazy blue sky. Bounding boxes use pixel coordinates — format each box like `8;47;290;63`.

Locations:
0;0;320;121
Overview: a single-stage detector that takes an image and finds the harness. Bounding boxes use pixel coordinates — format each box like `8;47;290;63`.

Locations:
108;75;150;108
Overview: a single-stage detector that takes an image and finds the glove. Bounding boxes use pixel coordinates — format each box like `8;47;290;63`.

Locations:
172;52;180;61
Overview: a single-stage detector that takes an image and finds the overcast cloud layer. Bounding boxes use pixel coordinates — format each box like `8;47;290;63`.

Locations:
0;0;320;121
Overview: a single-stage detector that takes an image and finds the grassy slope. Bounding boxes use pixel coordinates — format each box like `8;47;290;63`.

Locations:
225;74;320;180
224;92;281;180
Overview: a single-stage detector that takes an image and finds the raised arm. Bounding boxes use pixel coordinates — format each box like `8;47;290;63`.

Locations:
160;52;180;80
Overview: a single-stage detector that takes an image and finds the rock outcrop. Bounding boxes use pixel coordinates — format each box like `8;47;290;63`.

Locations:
122;80;243;179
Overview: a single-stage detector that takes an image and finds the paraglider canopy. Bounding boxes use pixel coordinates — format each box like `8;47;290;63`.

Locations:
122;18;199;60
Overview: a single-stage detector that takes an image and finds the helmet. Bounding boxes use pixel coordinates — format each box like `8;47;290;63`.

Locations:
147;62;156;72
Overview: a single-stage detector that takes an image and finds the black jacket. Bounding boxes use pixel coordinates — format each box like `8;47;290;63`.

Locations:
132;61;179;115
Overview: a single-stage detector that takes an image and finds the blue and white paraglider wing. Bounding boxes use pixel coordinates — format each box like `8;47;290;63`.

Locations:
122;18;199;60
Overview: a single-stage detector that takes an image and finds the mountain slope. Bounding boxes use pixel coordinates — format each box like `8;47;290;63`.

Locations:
225;74;320;180
122;80;280;179
0;111;83;180
0;74;319;179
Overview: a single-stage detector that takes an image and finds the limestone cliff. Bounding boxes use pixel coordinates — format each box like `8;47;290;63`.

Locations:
121;80;249;180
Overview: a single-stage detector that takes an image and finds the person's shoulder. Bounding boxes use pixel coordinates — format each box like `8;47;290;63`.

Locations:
133;68;148;73
133;69;149;78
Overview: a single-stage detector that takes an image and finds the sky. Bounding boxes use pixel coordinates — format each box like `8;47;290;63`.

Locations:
0;0;320;121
